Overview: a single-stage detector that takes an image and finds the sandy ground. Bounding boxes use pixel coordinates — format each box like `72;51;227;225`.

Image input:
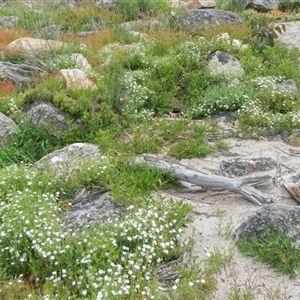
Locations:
151;18;300;299
160;138;300;299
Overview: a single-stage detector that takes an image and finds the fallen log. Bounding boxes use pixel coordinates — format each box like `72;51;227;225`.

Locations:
134;154;274;205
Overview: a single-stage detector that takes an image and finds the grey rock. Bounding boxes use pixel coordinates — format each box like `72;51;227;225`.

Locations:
277;21;300;51
278;79;298;94
207;51;245;79
0;16;18;28
121;20;163;31
178;9;242;27
0;61;42;85
96;0;117;10
211;111;237;123
234;204;300;247
245;0;278;12
22;102;71;137
40;25;62;39
33;142;100;172
62;188;125;229
0;112;18;142
77;31;96;37
220;157;276;176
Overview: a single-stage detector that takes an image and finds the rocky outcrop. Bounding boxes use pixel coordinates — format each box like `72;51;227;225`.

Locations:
207;51;245;78
178;9;242;27
234;204;300;246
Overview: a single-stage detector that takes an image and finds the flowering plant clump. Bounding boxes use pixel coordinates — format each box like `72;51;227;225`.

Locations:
237;75;300;128
170;40;203;70
0;162;191;299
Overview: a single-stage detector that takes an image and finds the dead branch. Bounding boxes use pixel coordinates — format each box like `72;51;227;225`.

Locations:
134;154;274;205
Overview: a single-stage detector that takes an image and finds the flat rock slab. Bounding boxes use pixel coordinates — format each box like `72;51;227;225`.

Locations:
62;188;125;229
220;157;276;176
234;204;300;246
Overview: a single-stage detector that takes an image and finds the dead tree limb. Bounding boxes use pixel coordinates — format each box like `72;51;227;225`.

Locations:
134;154;274;205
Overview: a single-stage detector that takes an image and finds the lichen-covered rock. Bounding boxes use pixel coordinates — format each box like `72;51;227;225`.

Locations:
207;51;245;79
0;112;18;142
234;204;300;247
33;142;100;173
22;102;71;137
178;9;242;27
0;61;42;85
220;157;276;176
62;188;125;229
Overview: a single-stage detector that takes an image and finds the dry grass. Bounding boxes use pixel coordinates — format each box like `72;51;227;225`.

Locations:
0;29;33;52
0;79;17;96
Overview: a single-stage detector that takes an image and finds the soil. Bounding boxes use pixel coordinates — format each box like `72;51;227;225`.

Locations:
161;137;300;299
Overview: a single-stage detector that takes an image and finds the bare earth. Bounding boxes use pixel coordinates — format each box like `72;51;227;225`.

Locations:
156;22;300;300
161;138;300;299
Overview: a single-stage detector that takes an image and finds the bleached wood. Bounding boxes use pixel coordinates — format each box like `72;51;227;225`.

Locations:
134;154;274;205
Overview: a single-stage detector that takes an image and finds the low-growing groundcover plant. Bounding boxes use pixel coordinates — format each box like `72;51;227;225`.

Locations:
1;0;300;298
238;229;300;279
0;159;201;299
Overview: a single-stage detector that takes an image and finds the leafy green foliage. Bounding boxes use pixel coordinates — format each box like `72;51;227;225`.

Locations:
244;10;286;51
238;230;300;278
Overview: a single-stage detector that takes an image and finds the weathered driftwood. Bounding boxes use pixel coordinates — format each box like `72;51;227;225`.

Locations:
134;154;274;205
